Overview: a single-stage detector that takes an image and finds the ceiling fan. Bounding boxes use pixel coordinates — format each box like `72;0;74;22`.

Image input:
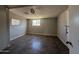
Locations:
30;6;42;14
24;8;35;14
30;8;35;14
24;6;40;15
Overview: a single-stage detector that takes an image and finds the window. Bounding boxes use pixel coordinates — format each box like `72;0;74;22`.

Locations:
11;19;20;25
32;20;40;26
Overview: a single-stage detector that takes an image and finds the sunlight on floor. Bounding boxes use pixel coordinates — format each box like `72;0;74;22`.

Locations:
31;38;42;50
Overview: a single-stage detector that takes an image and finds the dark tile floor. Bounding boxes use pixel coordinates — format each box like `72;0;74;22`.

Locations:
2;34;69;54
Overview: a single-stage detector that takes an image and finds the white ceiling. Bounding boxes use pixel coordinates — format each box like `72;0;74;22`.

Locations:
9;5;68;19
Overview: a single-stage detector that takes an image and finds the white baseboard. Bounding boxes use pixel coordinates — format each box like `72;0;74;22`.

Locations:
27;32;57;36
10;34;25;41
57;35;66;45
57;35;68;47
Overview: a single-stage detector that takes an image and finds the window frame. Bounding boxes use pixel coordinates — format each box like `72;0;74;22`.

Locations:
32;20;40;26
11;18;20;26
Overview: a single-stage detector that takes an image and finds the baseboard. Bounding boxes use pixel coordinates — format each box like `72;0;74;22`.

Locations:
57;35;68;48
27;32;57;36
10;33;25;41
57;35;66;45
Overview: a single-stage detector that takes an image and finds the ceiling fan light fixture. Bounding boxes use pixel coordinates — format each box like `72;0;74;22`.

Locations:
30;8;35;14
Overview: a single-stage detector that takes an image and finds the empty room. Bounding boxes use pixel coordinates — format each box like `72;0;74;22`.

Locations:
0;5;79;54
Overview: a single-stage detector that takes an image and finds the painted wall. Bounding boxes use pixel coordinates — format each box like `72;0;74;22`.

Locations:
0;6;9;50
68;6;79;54
27;18;57;36
57;9;69;47
9;12;27;40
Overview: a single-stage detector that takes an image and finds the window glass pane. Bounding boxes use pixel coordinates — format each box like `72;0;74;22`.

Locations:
32;20;40;26
11;19;20;25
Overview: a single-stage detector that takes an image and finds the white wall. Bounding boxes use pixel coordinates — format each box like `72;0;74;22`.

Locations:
27;18;57;36
0;6;9;50
58;6;79;54
9;12;27;40
68;6;79;54
57;9;69;47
